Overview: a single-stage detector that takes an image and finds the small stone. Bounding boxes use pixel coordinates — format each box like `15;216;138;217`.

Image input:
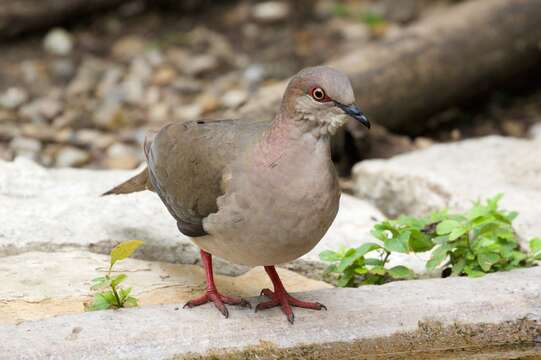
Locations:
112;36;146;60
221;89;248;108
0;88;29;109
152;66;177;86
243;64;265;85
148;103;170;123
19;98;63;122
10;136;42;160
55;146;90;167
122;78;145;104
414;137;434;149
50;59;76;80
43;28;73;56
252;1;290;23
501;119;526;137
172;78;203;94
184;55;219;76
96;67;123;98
67;59;105;95
174;104;203;121
74;129;115;150
103;143;141;169
197;93;221;114
0;143;13;161
94;98;125;130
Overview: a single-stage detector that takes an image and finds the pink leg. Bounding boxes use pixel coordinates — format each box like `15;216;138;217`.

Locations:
184;250;251;318
255;265;326;324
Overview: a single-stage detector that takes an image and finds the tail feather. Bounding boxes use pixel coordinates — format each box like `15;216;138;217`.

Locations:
102;168;151;196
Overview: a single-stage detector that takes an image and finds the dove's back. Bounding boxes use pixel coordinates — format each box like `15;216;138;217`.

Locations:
145;118;270;236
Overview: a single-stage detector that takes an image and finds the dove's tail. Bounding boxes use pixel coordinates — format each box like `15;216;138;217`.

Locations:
102;167;152;196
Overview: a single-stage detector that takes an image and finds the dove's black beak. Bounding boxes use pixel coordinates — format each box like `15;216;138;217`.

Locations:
334;101;370;129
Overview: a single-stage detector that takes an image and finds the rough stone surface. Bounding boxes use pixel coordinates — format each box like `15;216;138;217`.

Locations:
0;158;383;275
353;136;541;244
1;267;540;359
0;251;330;324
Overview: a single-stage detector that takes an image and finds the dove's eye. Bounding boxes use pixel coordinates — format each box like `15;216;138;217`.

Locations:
311;87;327;102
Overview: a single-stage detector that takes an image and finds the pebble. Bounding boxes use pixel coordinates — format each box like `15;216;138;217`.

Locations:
148;103;170;123
74;129;115;149
94;97;125;129
184;55;219;76
221;89;248;108
55;146;91;167
0;88;29;109
67;59;105;95
10;136;42;160
152;66;177;86
174;104;203;121
252;2;290;23
112;36;146;60
43;28;74;56
172;78;203;94
103;143;141;169
19;97;63;122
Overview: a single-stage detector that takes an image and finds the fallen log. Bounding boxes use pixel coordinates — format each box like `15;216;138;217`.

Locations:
238;0;541;135
0;0;205;38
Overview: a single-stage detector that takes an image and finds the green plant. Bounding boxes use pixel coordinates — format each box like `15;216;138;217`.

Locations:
427;194;538;277
84;240;144;311
321;194;539;287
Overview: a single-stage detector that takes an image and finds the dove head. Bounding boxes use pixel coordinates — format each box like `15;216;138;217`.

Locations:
279;66;370;136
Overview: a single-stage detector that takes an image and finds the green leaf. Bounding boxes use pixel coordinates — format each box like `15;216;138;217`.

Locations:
451;258;466;276
110;274;127;288
110;240;144;268
384;231;409;253
86;293;114;311
123;297;139;308
448;226;467;241
319;250;341;262
529;238;541;257
355;243;381;257
477;252;500;272
436;220;461;235
409;231;434;252
336;249;361;273
388;266;414;279
90;276;111;291
119;287;132;302
370;266;386;276
364;258;383;266
354;267;368;275
426;245;450;271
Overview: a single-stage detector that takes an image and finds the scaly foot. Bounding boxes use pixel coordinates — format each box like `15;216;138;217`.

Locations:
184;290;251;318
256;266;327;324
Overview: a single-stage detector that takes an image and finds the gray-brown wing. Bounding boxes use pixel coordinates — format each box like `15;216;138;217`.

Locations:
146;118;269;236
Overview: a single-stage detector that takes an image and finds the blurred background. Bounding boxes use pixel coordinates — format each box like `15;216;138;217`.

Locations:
0;0;540;180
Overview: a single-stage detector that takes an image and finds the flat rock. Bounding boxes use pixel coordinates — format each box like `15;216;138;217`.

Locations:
0;251;329;324
0;158;383;276
1;267;540;359
353;136;541;244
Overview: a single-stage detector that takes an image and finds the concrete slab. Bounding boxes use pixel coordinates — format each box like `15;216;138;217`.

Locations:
2;267;541;359
0;251;330;324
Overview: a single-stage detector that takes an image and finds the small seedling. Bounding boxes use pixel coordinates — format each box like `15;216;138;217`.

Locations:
321;194;540;287
84;240;144;311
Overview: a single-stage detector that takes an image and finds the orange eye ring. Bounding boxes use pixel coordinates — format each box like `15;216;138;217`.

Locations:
311;87;328;102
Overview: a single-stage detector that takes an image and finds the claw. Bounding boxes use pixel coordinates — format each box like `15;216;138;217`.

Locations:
255;266;327;324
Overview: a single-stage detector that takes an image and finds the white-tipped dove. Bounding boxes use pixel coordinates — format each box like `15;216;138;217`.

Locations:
104;66;370;323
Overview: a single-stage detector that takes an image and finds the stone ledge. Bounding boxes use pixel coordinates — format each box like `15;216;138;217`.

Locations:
2;267;541;359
